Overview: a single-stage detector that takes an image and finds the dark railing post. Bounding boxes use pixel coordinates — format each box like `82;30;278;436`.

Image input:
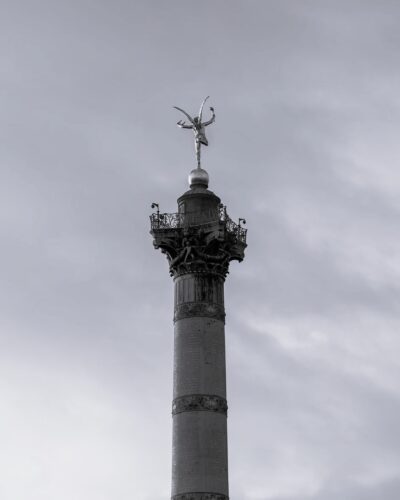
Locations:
238;218;246;241
151;203;160;228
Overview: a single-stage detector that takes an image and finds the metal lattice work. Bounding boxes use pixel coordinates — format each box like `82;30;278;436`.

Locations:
225;217;247;244
150;212;183;229
150;205;247;244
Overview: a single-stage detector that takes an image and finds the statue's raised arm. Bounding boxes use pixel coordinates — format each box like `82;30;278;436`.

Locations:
203;107;215;127
173;97;216;169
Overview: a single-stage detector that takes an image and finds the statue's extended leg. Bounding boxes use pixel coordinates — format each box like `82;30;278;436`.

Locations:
195;141;201;168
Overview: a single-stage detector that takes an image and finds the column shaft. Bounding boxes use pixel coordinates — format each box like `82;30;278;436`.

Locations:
172;273;229;499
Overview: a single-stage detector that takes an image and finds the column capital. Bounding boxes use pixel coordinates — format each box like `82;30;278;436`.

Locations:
150;205;246;279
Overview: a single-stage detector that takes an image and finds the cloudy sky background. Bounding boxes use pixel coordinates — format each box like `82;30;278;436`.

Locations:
1;1;400;499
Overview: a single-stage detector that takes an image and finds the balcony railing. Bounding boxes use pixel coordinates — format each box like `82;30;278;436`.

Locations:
150;212;184;229
150;205;247;244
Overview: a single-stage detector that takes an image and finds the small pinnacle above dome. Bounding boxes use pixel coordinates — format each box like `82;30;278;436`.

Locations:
188;167;209;188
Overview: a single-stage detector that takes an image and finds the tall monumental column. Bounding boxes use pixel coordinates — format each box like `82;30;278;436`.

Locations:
150;101;247;500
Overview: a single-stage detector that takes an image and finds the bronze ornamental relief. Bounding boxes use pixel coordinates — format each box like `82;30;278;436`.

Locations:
174;302;225;323
172;494;228;500
172;394;228;416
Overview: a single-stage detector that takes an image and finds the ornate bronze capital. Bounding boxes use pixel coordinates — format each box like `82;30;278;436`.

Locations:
150;204;246;279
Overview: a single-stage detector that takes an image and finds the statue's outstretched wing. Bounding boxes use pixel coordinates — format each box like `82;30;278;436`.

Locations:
198;96;210;122
173;106;194;124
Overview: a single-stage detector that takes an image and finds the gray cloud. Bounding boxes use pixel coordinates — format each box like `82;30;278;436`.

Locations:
1;1;400;499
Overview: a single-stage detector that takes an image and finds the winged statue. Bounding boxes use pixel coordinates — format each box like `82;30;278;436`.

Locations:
173;96;215;168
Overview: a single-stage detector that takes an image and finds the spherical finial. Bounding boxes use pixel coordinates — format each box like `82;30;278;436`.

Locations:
188;168;209;188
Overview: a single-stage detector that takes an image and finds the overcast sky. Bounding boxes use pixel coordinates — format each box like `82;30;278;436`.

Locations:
1;1;400;499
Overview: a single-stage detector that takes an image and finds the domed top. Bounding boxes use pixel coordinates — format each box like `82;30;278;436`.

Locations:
188;167;209;188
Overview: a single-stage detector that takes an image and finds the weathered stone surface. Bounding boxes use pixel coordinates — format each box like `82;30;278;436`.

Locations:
172;316;228;496
173;316;226;398
172;412;229;497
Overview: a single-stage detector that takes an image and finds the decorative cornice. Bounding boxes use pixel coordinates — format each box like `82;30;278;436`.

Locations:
172;494;228;500
172;394;228;416
174;302;225;323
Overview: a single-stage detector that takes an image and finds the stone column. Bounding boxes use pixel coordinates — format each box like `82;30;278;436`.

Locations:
172;273;228;499
150;167;246;500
